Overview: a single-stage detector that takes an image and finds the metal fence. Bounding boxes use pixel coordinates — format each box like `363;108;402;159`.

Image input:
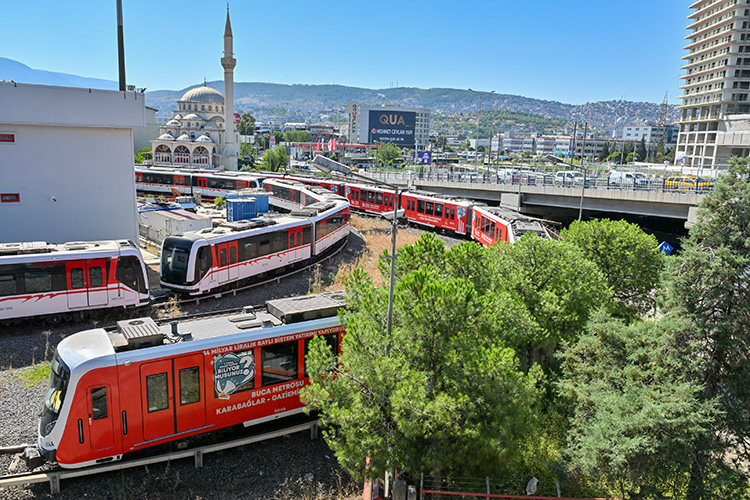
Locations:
360;168;716;196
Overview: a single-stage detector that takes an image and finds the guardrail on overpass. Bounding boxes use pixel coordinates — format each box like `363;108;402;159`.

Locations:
361;171;707;227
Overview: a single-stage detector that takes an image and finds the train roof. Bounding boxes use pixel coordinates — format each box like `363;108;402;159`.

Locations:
404;189;479;206
111;292;347;352
0;240;139;259
475;206;549;238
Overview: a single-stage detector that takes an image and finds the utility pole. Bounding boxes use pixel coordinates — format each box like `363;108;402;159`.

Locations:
469;88;495;167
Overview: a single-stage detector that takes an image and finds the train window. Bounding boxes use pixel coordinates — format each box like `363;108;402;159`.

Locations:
272;231;287;253
230;246;237;264
242;240;258;261
376;192;383;204
367;191;375;203
435;204;443;218
259;239;271;256
117;257;141;293
89;266;103;288
261;340;298;386
303;226;312;245
385;195;392;207
25;270;52;293
219;248;227;267
490;221;496;238
146;373;169;413
70;268;84;289
179;367;201;405
304;333;338;377
354;190;359;201
450;208;456;220
417;200;425;213
0;274;17;296
196;246;212;283
91;387;108;420
425;202;434;215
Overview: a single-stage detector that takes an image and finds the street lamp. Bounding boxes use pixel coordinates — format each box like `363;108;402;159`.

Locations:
468;88;495;167
312;155;399;353
546;154;586;222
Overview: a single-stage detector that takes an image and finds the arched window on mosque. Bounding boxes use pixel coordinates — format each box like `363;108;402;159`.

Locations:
174;145;190;164
209;105;212;111
194;146;209;165
201;105;205;111
155;145;172;163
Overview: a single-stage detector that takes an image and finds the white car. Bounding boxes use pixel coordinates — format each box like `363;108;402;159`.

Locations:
554;170;584;185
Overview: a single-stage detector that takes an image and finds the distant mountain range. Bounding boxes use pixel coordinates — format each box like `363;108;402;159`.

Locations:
1;57;679;133
0;57;118;90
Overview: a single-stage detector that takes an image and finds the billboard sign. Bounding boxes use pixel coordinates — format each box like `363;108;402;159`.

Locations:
368;110;416;147
415;152;432;165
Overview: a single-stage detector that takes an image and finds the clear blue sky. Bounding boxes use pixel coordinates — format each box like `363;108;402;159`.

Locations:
2;0;688;105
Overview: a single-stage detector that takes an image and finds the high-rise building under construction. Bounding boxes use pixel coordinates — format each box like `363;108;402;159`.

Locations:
676;0;750;169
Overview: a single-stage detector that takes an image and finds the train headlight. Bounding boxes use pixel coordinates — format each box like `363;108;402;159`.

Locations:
43;420;57;437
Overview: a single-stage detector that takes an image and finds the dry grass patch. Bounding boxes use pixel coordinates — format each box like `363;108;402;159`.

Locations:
309;215;421;293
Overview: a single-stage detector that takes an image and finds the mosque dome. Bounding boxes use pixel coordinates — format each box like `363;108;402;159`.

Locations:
176;133;192;142
158;132;175;141
195;134;214;143
183;113;203;121
165;119;180;127
180;85;225;104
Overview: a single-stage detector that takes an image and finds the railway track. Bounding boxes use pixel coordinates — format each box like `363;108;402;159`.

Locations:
0;420;319;494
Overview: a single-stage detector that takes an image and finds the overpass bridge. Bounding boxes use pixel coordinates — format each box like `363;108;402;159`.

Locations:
361;172;705;228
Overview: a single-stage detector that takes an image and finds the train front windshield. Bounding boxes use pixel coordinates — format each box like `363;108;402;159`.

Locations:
161;237;192;285
40;352;70;437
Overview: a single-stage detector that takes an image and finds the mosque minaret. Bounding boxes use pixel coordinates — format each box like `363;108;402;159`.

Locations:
220;7;238;170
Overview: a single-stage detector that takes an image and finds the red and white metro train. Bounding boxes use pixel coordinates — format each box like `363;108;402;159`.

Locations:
160;182;350;295
135;166;264;201
263;173;549;244
0;240;149;325
27;292;345;469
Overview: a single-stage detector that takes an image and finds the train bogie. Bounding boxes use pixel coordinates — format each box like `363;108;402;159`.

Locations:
34;293;347;469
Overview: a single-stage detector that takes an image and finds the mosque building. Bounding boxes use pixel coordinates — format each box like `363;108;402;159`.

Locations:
150;9;239;170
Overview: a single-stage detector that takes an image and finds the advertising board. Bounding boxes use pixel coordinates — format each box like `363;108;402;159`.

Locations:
368;110;416;147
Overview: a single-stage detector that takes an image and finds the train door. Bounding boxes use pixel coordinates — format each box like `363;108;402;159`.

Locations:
140;359;174;441
86;385;114;452
195;176;208;200
216;241;239;284
65;261;88;309
86;259;108;307
288;227;304;263
174;354;206;433
174;175;186;195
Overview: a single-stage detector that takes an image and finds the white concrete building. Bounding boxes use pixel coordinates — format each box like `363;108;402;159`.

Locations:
150;10;239;170
623;124;679;143
0;82;144;244
676;0;750;169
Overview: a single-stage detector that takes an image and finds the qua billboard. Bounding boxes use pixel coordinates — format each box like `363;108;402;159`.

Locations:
368;110;416;147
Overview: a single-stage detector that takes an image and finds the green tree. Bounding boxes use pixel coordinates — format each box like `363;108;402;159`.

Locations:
636;137;647;162
261;144;289;172
599;142;610;161
238;112;256;136
559;311;717;498
375;142;402;166
302;237;542;482
284;129;311;143
489;234;610;370
435;134;447;150
664;156;750;498
562;219;665;319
